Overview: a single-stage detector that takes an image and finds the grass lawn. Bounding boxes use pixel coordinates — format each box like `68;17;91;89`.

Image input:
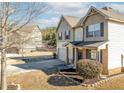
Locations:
7;70;88;90
7;70;124;90
95;74;124;90
23;51;53;57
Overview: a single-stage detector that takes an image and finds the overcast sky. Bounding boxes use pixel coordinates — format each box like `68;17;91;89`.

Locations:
35;2;124;28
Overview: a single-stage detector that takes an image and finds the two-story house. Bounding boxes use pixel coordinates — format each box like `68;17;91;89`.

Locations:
19;25;43;52
57;15;80;62
57;6;124;75
6;25;43;53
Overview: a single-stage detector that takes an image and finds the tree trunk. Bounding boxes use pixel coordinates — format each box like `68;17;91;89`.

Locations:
1;49;7;90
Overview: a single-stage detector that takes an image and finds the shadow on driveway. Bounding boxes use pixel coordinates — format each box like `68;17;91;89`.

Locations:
12;59;65;75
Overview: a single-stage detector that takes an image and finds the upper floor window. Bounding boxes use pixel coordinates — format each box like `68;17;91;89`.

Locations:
65;30;70;39
86;23;104;37
58;32;62;40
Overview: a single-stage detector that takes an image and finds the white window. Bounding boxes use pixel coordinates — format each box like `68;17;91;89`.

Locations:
58;32;62;37
58;32;62;40
94;23;100;37
65;31;70;39
65;31;69;35
88;23;100;37
91;50;97;60
87;49;97;60
88;25;94;37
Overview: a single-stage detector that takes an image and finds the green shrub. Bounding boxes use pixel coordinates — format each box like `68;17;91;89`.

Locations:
53;52;57;59
77;59;102;79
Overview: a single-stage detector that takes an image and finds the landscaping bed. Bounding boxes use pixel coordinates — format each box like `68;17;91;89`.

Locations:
58;67;103;85
7;70;87;90
6;70;124;89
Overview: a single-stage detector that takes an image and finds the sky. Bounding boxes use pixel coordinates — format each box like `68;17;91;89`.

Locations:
34;2;124;29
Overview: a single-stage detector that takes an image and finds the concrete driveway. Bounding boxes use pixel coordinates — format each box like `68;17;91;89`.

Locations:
6;59;65;76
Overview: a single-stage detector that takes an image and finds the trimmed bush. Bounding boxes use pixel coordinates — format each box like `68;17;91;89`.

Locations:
77;59;102;79
53;52;57;59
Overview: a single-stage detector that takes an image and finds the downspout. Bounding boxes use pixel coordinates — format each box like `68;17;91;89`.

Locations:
73;28;75;41
82;26;84;42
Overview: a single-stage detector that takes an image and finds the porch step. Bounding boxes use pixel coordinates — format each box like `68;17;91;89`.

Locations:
66;74;83;80
58;64;74;71
59;72;78;75
100;75;107;79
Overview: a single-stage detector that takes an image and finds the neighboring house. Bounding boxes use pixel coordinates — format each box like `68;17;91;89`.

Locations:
6;25;43;53
57;6;124;75
19;25;43;52
6;32;22;53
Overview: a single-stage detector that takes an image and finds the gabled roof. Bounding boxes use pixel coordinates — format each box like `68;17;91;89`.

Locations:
99;8;124;21
19;25;41;34
56;15;80;31
63;16;80;27
76;6;124;27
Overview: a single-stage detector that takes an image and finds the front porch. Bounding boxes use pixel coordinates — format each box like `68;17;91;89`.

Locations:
65;41;108;75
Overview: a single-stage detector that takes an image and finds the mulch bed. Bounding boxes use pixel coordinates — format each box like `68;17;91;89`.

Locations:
48;74;80;86
59;68;101;85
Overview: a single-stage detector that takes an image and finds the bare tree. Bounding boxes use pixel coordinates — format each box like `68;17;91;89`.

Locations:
0;2;48;90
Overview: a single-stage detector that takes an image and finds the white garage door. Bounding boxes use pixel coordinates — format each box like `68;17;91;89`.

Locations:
68;47;73;63
58;48;67;62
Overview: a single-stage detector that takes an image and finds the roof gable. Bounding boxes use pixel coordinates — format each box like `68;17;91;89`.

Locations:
76;6;124;27
76;6;108;27
56;15;80;31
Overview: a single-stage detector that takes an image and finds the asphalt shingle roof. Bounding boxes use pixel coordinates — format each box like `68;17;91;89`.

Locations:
63;15;80;27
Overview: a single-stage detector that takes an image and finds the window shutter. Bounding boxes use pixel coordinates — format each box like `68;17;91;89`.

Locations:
100;22;104;36
61;32;62;39
65;31;66;39
69;31;70;39
86;26;89;37
58;33;59;39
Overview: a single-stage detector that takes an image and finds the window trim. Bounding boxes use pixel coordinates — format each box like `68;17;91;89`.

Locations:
65;30;70;40
86;49;97;60
86;22;104;38
58;32;62;40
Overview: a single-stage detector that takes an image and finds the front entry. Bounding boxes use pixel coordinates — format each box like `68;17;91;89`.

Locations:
100;49;108;75
77;49;83;60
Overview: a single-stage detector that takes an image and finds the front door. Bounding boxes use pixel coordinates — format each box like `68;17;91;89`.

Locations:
77;49;83;60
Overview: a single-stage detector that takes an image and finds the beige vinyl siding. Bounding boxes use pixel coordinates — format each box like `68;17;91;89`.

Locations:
57;18;74;62
108;20;124;69
57;18;74;42
75;27;83;41
83;13;108;41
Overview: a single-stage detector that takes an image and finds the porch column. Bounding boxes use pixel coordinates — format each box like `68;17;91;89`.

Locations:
83;49;86;59
74;48;77;66
96;51;99;62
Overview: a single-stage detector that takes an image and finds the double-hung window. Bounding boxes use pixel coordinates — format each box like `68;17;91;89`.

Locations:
65;30;70;39
90;50;97;60
58;32;62;40
87;23;102;37
86;49;97;60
